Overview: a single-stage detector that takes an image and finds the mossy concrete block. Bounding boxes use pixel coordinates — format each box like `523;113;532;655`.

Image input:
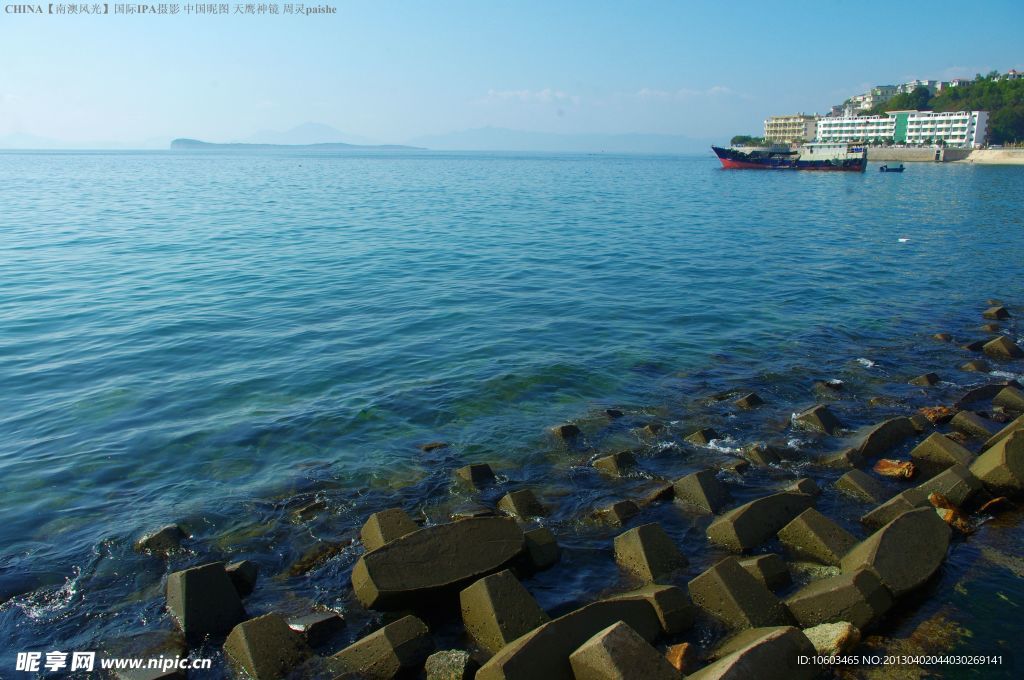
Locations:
425;649;477;680
970;430;1024;494
841;508;951;598
835;469;891;504
224;613;311;680
951;411;1000;440
688;557;791;629
859;489;928;529
915;464;983;508
226;560;258;598
910;372;940;387
777;508;858;566
909;433;975;476
361;508;419;552
460;569;549;655
166;562;246;638
613;522;687;582
594;500;640;526
735;392;765;409
673;469;732;514
688;626;817;680
738;554;791;591
983;335;1024;360
524;527;560;570
706;492;815;552
474;597;664;680
793;405;843;435
351;517;526;610
330;615;433;678
857;417;916;458
983;305;1011;320
784;568;892;630
686;428;721;445
568;621;677;680
134;524;186;555
994;386;1024;413
592;451;636;477
287;611;345;647
455;464;497;489
605;584;695;636
498;489;547;518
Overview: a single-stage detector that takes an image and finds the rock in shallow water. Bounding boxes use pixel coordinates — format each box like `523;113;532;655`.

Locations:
134;524;187;555
351;517;526;609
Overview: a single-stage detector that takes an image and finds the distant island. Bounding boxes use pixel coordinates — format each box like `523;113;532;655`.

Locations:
170;138;424;151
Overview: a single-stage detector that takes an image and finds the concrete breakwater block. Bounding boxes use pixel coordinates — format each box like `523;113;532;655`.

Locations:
425;649;477;680
329;615;433;678
738;554;791;591
982;414;1024;451
605;584;694;636
686;428;721;445
915;464;983;508
455;463;497;489
994;386;1024;413
594;500;640;526
361;508;419;552
688;557;791;629
745;442;783;466
983;335;1024;360
166;561;246;638
909;433;975;476
841;508;951;598
706;491;815;551
224;613;311;680
226;560;258;598
474;590;679;680
134;524;186;555
857;417;917;458
793;405;843;435
688;626;817;680
983;305;1011;320
460;570;549;655
735;392;764;409
777;508;858;566
860;489;928;528
287;611;345;647
592;450;636;477
950;411;1000;439
836;469;891;504
498;489;548;518
910;372;940;387
784;568;892;630
673;469;731;514
961;359;991;372
613;522;687;582
568;621;678;680
970;430;1024;494
524;527;560;570
351;517;526;609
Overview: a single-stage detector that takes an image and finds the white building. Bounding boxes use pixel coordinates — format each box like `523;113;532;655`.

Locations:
763;114;819;143
816;110;988;148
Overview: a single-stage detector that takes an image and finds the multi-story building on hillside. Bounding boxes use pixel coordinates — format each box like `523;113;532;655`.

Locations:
816;110;988;148
763;114;819;143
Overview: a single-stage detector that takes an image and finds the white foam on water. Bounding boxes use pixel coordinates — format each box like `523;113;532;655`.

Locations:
991;370;1023;381
857;357;876;368
898;237;910;243
706;437;741;454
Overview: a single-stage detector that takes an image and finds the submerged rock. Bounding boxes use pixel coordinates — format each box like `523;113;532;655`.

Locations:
551;423;582;441
224;613;311;680
734;392;764;409
330;615;433;678
455;463;497;489
134;524;187;555
592;450;636;477
982;305;1011;320
685;428;721;445
568;621;677;680
351;517;526;610
166;562;246;638
909;372;940;387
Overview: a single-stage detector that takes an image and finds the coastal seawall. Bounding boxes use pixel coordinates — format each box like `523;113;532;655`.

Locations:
866;147;971;163
959;148;1024;165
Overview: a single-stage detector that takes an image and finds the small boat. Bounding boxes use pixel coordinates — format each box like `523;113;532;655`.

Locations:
879;164;905;173
712;142;866;172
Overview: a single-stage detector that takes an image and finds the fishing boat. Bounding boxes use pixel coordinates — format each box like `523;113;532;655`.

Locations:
712;142;867;172
879;164;905;173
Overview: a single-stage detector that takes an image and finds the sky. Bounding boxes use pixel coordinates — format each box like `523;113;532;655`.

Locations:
1;0;1022;147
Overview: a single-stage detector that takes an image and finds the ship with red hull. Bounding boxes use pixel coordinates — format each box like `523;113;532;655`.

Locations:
712;142;867;172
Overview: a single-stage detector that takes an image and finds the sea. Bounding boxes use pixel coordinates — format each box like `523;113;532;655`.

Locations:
1;149;1023;677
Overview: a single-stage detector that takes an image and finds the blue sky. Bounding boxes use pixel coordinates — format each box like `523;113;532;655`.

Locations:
1;0;1022;146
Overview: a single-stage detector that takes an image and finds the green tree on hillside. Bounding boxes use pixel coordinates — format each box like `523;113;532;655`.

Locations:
932;77;1024;144
866;86;932;115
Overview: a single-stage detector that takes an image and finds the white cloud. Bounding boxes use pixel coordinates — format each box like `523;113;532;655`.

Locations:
631;85;744;100
482;88;581;105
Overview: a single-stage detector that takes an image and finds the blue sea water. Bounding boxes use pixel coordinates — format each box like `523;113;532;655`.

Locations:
1;150;1023;676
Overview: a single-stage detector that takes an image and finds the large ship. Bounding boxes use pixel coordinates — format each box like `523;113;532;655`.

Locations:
712;142;867;171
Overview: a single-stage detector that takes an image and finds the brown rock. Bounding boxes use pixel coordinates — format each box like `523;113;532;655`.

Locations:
918;405;957;424
134;524;187;555
226;560;259;598
664;642;701;674
927;493;973;534
872;459;916;480
978;496;1012;514
802;622;861;656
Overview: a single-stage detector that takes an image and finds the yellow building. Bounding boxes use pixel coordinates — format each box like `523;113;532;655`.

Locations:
763;114;819;143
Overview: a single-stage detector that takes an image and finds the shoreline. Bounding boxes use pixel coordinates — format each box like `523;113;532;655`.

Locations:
868;146;1024;164
118;301;1024;678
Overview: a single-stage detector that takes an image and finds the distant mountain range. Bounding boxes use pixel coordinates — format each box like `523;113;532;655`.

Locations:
170;138;422;151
